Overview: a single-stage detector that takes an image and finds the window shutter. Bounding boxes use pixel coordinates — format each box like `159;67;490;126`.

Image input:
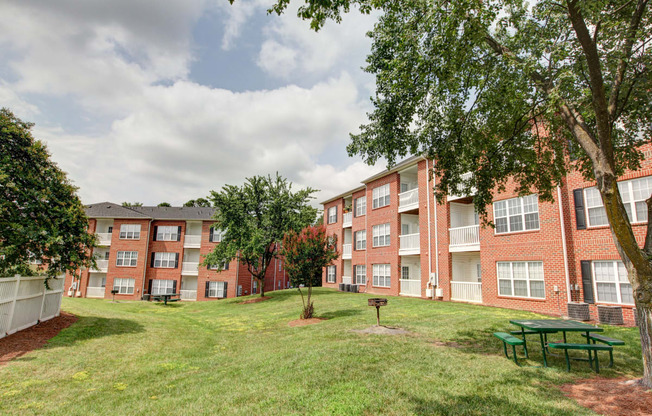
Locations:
174;253;179;268
177;226;182;241
223;282;228;298
581;260;594;304
148;279;153;294
172;280;177;293
335;206;338;222
209;227;214;242
205;281;210;298
573;189;587;230
150;253;155;267
153;226;158;241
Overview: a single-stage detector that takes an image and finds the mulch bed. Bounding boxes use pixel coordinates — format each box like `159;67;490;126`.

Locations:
288;317;327;327
0;312;77;367
560;377;652;416
239;296;271;304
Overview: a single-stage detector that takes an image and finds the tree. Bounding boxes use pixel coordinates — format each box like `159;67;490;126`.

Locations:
157;202;171;207
204;174;317;297
282;225;338;318
122;202;143;207
183;198;211;207
0;108;96;282
252;0;652;386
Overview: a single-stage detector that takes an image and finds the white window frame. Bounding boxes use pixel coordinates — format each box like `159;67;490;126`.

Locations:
327;265;336;283
119;224;141;239
592;260;634;305
493;195;540;234
211;228;225;242
154;252;176;268
355;197;367;217
156;226;179;241
355;230;367;250
116;251;138;267
401;266;410;280
355;265;366;285
151;279;175;295
208;281;227;298
372;184;390;209
372;223;390;247
585;176;652;227
496;261;545;299
113;278;135;294
327;206;337;224
210;261;229;271
372;264;391;287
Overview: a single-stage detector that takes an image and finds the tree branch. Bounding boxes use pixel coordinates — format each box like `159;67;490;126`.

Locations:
644;195;652;255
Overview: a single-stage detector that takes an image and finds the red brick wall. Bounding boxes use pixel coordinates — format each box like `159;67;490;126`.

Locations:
322;198;344;288
351;188;367;290
106;219;151;300
144;220;185;296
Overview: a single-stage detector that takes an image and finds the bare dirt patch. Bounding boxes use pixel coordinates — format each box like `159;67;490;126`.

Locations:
0;312;77;367
351;325;412;335
288;317;327;327
560;377;652;416
430;340;464;348
239;296;271;304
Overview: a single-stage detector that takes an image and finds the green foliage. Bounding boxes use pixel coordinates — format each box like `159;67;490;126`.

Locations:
183;198;211;207
0;108;96;280
157;202;171;207
121;202;143;207
204;174;317;295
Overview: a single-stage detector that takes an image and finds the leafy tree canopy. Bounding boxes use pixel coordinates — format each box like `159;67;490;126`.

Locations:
0;108;96;280
183;198;211;207
122;202;143;207
157;202;171;207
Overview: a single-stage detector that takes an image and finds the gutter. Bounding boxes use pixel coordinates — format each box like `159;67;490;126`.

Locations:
557;186;572;303
141;219;153;297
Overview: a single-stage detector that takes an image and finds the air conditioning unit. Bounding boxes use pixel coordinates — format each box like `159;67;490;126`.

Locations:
344;284;351;292
567;302;591;321
338;283;345;292
597;305;624;325
349;284;358;293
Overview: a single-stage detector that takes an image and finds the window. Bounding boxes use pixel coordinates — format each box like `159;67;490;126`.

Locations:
497;261;545;299
372;184;390;209
355;265;366;285
355;230;366;250
208;281;227;298
119;224;141;239
252;280;258;294
151;279;175;295
113;278;135;294
372;223;390;247
373;264;391;287
210;228;225;242
585;176;652;227
494;195;539;234
279;260;282;271
116;251;138;267
327;206;337;224
156;226;179;241
153;252;177;268
327;265;336;283
593;261;633;305
355;197;366;217
210;261;229;271
401;266;410;280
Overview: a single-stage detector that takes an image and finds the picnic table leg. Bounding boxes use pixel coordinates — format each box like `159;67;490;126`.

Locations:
584;332;593;369
539;332;548;367
511;344;520;366
521;328;529;358
562;332;571;371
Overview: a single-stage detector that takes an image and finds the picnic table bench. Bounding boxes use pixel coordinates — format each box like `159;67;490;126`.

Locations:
493;332;525;365
151;293;181;305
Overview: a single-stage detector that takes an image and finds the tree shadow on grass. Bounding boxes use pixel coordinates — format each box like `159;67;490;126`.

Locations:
43;315;145;349
319;309;362;319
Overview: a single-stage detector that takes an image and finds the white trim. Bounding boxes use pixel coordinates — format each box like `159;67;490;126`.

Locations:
372;223;390;247
493;194;540;235
591;260;634;305
496;261;545;299
372;184;390;209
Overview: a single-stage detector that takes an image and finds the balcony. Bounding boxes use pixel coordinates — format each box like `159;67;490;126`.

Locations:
184;234;201;248
398;188;419;212
86;286;105;298
342;275;352;284
448;172;476;201
342;244;352;260
91;260;109;273
399;233;420;255
181;262;199;276
180;290;197;301
342;212;353;228
450;281;482;303
400;279;421;297
96;233;112;246
449;225;480;252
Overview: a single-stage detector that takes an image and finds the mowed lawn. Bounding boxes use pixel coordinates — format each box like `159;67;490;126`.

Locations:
0;289;644;415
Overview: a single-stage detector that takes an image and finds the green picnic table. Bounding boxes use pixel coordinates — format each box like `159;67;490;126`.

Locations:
509;319;603;368
151;293;181;305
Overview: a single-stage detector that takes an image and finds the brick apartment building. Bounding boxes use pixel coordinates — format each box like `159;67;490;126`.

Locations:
63;202;289;301
322;145;652;326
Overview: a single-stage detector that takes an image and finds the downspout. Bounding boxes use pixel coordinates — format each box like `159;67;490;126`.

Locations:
430;158;440;291
365;184;368;292
557;186;572;303
426;157;434;299
141;219;153;298
235;252;240;297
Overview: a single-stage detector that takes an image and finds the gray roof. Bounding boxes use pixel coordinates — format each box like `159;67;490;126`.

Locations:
85;202;215;221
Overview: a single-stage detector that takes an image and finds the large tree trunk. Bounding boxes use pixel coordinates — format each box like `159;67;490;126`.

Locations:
636;303;652;388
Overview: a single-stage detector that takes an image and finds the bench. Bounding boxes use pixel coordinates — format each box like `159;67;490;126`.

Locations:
494;332;525;365
548;342;613;373
588;333;625;368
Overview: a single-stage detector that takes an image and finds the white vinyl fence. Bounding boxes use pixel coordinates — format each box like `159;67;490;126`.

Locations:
0;275;65;339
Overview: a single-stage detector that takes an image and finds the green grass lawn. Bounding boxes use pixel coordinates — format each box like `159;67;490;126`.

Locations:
0;288;643;415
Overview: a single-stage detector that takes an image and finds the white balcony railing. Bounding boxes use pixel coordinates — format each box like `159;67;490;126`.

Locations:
181;262;199;276
399;188;419;211
343;212;353;228
180;290;197;301
448;172;477;201
450;281;482;303
86;286;105;298
96;233;112;246
400;279;421;297
92;260;109;272
342;244;352;259
342;275;352;284
184;235;201;248
449;225;480;247
399;233;420;255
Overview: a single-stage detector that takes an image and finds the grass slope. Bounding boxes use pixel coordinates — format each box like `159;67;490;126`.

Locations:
0;288;643;415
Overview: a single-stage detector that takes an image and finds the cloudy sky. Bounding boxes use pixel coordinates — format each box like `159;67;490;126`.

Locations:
0;0;384;206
